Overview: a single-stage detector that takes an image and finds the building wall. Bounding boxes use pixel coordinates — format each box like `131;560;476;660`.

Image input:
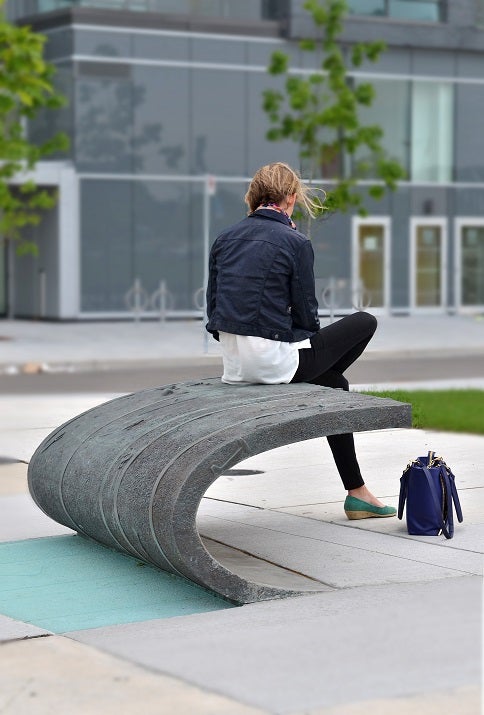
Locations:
12;0;484;317
13;198;60;319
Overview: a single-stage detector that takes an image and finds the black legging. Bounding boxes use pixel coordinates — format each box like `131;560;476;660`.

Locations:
291;311;377;490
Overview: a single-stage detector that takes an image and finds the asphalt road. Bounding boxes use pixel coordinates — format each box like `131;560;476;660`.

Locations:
0;353;483;393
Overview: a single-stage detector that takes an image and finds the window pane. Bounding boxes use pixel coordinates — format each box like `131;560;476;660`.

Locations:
209;181;247;242
76;64;134;172
416;225;441;306
133;181;203;312
81;179;205;313
353;79;409;179
358;225;384;308
132;66;189;175
28;63;73;160
348;0;442;20
81;180;132;312
191;69;246;176
411;82;453;182
462;227;484;305
455;85;484;182
39;0;71;10
477;0;484;28
389;1;440;22
12;0;273;18
348;0;386;16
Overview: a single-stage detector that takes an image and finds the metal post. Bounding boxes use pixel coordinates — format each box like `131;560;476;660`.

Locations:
124;277;149;322
7;239;14;320
39;269;47;318
321;276;336;324
159;279;167;323
202;175;212;354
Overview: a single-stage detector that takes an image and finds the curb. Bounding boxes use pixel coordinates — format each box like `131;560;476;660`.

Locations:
0;355;223;376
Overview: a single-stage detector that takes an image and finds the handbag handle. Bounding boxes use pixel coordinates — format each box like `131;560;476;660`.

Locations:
398;470;408;520
419;462;452;539
445;466;463;523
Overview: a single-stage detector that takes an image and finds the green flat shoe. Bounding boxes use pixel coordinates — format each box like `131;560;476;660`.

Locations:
344;495;397;520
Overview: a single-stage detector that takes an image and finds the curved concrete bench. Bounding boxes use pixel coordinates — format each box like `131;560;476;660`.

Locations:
28;378;411;604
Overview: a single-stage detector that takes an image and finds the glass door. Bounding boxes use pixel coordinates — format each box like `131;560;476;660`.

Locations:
353;218;390;312
410;218;447;309
455;221;484;310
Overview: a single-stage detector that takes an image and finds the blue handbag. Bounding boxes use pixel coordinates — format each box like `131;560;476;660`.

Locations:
398;451;463;539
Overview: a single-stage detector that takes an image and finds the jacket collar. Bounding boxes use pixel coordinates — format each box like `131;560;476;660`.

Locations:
248;208;294;228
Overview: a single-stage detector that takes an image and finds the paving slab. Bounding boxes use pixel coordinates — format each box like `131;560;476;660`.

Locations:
202;537;325;592
0;635;266;715
278;488;484;550
0;614;50;642
0;535;233;633
303;686;481;715
0;462;28;496
0;495;74;543
198;501;480;589
68;576;481;714
205;428;483;509
0;394;120;462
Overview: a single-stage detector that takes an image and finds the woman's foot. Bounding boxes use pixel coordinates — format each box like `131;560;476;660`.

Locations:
348;485;384;507
344;486;397;520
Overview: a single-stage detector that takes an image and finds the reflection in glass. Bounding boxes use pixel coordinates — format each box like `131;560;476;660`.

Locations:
454;85;484;182
133;181;203;311
348;0;385;16
358;225;384;308
28;64;73;159
76;65;134;172
81;179;210;313
353;79;410;179
347;0;442;21
9;0;284;21
411;82;453;182
462;227;484;306
416;225;441;306
390;0;440;22
132;66;188;175
81;180;133;312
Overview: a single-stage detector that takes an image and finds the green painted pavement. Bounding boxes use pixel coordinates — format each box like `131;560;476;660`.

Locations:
0;535;234;632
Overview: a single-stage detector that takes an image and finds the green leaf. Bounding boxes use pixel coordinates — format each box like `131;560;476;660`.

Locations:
299;39;316;51
15;240;39;256
266;128;282;141
0;8;67;241
262;0;404;214
304;0;327;26
368;184;385;199
354;83;375;106
268;50;289;75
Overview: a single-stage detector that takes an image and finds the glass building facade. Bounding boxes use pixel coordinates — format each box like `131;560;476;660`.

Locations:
7;0;289;22
4;0;484;318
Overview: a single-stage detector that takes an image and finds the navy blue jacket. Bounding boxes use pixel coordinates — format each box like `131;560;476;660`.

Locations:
206;209;320;342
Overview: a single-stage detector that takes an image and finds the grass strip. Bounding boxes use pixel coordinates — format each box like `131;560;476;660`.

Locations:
364;389;484;435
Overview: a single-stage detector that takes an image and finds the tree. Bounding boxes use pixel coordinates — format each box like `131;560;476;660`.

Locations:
262;0;405;218
0;1;68;255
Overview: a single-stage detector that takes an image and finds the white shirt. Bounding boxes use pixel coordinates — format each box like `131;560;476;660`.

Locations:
219;332;311;385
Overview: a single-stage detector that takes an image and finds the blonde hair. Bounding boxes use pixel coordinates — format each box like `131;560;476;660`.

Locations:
244;162;324;218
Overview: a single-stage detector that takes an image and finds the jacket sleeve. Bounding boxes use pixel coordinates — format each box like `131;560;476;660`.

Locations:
205;242;220;340
290;239;320;335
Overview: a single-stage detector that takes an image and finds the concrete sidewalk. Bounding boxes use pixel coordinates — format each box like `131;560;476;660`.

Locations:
0;389;482;714
0;315;482;713
0;313;483;372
